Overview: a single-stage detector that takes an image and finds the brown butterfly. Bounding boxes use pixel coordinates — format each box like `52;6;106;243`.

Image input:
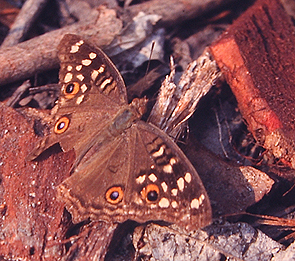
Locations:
28;34;212;231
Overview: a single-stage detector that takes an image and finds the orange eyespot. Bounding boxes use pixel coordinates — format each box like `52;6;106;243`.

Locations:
54;117;70;134
63;82;80;99
141;184;160;203
105;186;124;204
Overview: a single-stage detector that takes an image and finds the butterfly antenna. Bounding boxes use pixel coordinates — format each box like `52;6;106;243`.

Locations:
144;41;155;82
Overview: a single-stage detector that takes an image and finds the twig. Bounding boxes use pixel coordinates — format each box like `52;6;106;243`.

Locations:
214;107;229;159
1;0;49;47
126;0;237;26
5;80;31;107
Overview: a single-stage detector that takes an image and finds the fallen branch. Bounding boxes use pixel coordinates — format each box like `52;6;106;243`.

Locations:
0;7;122;86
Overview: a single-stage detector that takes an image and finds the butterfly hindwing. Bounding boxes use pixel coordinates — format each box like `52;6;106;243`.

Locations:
57;121;212;231
131;121;212;230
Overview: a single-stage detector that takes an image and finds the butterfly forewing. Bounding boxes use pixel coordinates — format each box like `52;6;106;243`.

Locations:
27;34;128;161
58;34;127;106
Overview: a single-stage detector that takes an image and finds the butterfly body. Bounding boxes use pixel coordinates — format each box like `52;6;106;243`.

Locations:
28;34;212;231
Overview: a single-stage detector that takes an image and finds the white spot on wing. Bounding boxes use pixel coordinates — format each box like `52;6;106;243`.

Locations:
67;65;72;71
171;201;178;208
152;145;165;157
89;52;97;59
81;84;87;93
163;164;173;173
70;45;79;53
191;198;200;209
70;40;84;53
91;70;99;81
134;195;143;205
76;65;82;71
136;175;146;184
128;209;135;215
76;95;84;104
82;59;92;66
148;173;157;182
161;182;168;192
98;65;105;73
191;194;205;209
200;194;205;202
158;198;169;208
100;78;112;89
64;72;73;83
170;158;177;165
76;74;84;81
184;172;192;183
150;204;157;209
171;188;178;196
177;177;184;191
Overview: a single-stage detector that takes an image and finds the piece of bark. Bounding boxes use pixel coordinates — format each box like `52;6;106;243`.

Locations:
0;7;122;86
0;103;74;259
273;240;295;260
281;0;295;21
63;221;118;261
148;48;222;139
182;137;274;217
61;0;106;24
210;0;295;172
134;222;283;260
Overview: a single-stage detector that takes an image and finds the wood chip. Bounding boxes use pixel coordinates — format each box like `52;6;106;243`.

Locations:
210;0;295;170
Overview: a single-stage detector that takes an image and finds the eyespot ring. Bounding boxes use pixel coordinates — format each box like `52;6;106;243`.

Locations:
105;186;124;204
63;82;80;99
141;184;160;203
54;117;70;134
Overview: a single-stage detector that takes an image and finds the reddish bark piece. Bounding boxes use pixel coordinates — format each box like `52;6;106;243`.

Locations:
0;103;74;260
210;0;295;170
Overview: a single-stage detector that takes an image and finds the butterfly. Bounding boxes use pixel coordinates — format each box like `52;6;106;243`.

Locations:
28;34;212;231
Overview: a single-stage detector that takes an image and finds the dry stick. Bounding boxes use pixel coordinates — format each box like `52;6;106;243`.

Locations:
126;0;237;26
1;0;49;47
0;8;122;86
5;80;31;107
